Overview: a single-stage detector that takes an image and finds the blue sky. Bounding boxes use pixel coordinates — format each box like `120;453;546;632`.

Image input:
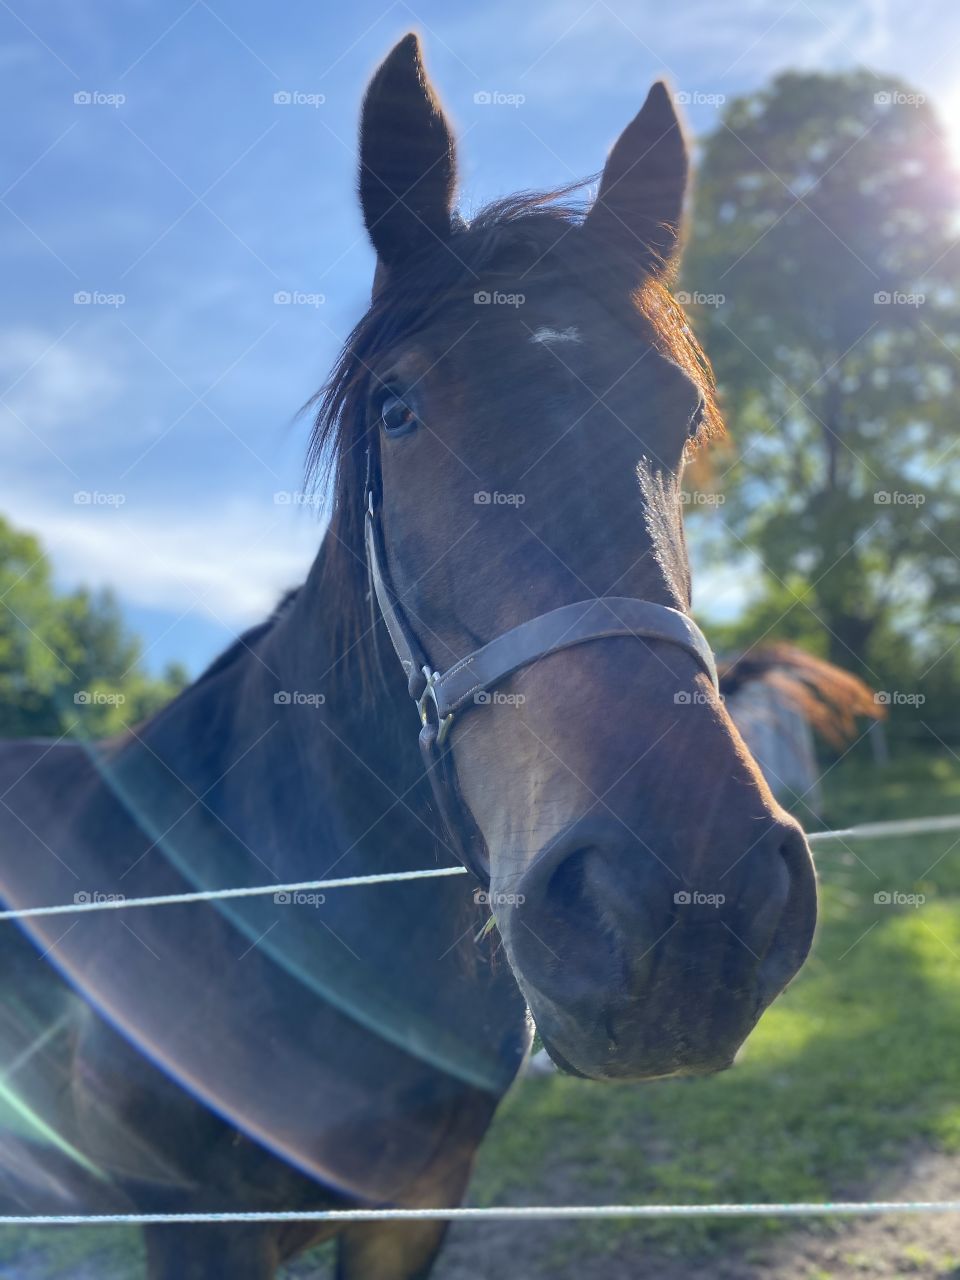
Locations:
3;0;959;674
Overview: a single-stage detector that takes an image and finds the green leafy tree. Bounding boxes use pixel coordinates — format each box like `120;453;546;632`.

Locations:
0;515;187;739
684;71;960;687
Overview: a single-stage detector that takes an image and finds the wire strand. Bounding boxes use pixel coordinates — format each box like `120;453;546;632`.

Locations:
4;1201;960;1226
1;812;957;923
0;866;468;921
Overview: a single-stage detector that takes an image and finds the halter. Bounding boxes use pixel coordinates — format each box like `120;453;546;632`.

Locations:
364;455;718;885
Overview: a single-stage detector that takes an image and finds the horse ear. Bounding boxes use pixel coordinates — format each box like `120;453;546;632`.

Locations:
584;82;688;279
359;34;457;273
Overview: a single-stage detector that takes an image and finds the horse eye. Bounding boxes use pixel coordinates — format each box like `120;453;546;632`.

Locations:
379;391;418;436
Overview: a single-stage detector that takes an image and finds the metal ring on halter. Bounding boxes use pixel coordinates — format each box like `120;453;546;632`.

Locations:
417;667;454;746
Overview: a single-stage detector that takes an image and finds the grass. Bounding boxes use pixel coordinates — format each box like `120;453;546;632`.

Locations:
2;748;960;1277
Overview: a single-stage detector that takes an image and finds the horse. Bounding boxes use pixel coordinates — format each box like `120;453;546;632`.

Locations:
720;644;881;818
0;34;817;1280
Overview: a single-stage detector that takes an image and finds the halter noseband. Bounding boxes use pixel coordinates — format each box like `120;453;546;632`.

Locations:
364;459;718;885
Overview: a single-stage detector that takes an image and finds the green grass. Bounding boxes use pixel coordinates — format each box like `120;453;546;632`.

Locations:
464;748;960;1260
2;749;960;1277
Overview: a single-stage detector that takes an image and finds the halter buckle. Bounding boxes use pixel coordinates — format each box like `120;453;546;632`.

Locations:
417;666;454;746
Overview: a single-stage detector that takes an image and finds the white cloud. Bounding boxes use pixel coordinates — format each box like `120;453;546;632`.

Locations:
0;489;323;628
0;326;121;436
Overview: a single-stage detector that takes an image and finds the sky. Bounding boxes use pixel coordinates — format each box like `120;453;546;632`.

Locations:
3;0;960;675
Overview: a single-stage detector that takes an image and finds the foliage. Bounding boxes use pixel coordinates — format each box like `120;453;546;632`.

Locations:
684;71;960;711
0;515;186;740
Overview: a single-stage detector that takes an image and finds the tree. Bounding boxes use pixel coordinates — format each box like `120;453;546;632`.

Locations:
684;70;960;684
0;515;187;739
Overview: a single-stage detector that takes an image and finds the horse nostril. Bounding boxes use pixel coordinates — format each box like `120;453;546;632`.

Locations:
526;849;616;996
504;819;653;1004
756;818;817;996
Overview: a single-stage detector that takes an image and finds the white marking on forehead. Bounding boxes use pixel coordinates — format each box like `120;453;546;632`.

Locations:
529;326;582;346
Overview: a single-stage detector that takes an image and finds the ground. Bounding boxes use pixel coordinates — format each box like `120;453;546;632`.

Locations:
2;749;960;1279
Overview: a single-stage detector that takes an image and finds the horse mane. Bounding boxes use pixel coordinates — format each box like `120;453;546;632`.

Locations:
718;643;883;748
191;589;301;687
305;182;723;697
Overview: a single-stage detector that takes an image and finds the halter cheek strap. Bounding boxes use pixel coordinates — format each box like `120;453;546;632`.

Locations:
364;469;718;885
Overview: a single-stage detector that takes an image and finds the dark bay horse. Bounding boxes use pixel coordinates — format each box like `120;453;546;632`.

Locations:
0;34;817;1279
